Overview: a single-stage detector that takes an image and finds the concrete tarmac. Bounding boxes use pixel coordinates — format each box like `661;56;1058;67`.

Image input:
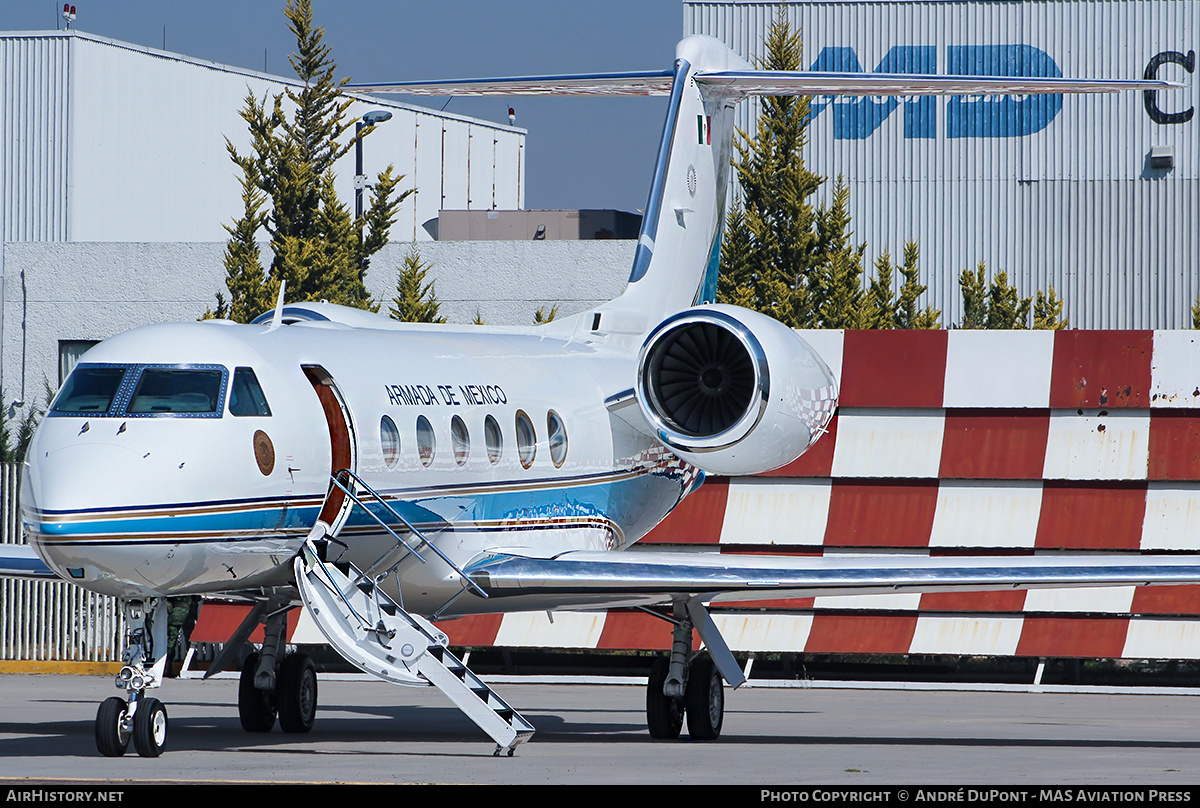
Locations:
0;674;1197;785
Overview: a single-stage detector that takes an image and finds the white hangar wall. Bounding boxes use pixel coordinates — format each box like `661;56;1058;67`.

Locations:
0;30;524;245
685;1;1200;329
0;241;634;406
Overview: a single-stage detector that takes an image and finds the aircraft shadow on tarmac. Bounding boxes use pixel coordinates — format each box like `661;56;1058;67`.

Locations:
5;696;1200;757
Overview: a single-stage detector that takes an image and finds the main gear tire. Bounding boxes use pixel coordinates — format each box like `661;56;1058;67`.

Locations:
684;654;723;741
278;652;317;734
238;652;278;732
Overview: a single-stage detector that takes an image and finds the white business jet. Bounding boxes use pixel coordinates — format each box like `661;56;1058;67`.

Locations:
3;35;1192;759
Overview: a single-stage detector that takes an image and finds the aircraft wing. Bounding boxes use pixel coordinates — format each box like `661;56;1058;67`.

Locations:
464;550;1200;611
0;543;57;580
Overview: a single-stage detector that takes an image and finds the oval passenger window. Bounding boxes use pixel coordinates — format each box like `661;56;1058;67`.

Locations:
515;410;536;468
416;415;436;467
484;414;503;464
451;415;470;466
380;415;400;468
547;410;567;468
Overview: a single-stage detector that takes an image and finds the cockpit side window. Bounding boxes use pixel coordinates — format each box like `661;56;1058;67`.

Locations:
128;368;224;414
51;365;127;414
229;367;272;416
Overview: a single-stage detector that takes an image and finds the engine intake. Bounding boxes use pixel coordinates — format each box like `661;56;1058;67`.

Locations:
635;305;837;476
640;310;767;449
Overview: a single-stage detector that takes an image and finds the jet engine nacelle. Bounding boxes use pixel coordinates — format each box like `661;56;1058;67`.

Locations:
635;305;838;476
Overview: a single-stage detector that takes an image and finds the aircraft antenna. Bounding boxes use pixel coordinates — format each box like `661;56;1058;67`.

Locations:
268;280;287;331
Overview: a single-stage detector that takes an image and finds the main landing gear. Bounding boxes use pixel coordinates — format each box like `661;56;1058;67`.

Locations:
237;606;317;734
645;601;727;741
96;599;170;757
647;652;725;741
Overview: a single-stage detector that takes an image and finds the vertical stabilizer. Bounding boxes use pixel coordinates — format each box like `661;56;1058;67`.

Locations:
599;37;751;333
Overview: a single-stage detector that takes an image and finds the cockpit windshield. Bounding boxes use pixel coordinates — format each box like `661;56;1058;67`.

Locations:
50;366;127;414
50;363;229;418
128;369;223;414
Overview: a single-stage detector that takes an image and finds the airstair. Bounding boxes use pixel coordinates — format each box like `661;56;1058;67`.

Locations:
293;471;534;755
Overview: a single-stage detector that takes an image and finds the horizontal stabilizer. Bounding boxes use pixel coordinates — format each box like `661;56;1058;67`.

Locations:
351;71;1178;99
695;71;1181;97
348;70;675;97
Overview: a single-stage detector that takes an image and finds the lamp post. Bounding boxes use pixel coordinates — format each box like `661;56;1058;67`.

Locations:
355;110;393;221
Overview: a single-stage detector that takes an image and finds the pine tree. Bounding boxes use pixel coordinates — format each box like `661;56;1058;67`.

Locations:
718;9;823;328
1191;294;1200;329
959;262;990;329
813;176;868;328
1032;288;1069;330
534;304;559;324
895;241;941;329
716;10;940;330
985;270;1031;329
716;203;761;311
864;250;898;329
208;0;409;322
389;247;445;323
958;262;1064;329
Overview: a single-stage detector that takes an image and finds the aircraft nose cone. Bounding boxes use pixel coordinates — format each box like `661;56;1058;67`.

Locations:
23;442;141;521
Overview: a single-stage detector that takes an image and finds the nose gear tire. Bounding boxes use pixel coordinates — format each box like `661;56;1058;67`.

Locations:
95;697;130;757
133;697;168;757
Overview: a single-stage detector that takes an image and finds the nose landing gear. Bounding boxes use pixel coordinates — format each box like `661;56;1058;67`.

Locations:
95;599;170;757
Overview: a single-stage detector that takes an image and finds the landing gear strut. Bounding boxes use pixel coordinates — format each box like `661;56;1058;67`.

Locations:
96;599;170;757
646;652;725;741
645;601;726;741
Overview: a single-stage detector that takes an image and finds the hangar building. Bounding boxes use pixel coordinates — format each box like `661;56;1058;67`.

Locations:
0;29;532;406
685;0;1199;329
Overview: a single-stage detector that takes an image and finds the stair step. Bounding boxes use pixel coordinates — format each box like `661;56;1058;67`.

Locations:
295;540;533;755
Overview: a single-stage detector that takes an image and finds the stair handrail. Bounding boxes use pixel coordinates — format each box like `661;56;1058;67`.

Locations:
331;469;489;602
328;473;427;567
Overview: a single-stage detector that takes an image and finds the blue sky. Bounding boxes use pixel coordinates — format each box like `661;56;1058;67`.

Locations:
0;0;684;212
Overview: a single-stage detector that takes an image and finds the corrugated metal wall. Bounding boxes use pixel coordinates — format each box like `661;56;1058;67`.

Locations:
0;31;524;245
1;34;70;242
685;1;1200;329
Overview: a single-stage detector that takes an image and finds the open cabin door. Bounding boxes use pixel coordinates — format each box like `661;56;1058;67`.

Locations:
303;365;357;537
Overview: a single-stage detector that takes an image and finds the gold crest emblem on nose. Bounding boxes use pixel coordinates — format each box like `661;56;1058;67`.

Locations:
253;430;275;476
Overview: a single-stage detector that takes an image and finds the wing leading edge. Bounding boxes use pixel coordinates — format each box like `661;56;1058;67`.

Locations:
464;550;1200;611
0;544;57;580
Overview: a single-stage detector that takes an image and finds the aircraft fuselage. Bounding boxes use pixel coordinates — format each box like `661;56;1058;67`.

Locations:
22;318;693;612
